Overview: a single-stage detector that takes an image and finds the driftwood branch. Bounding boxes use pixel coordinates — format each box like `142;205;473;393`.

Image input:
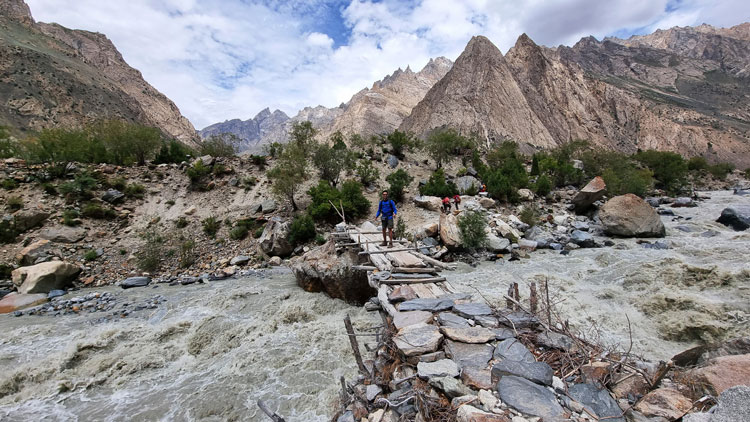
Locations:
257;400;286;422
344;314;369;377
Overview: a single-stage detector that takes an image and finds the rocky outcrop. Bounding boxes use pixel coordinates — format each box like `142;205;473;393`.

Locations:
259;217;293;257
199;108;290;153
414;195;442;211
599;194;666;237
290;240;374;304
401;25;750;167
0;1;198;146
439;213;461;248
572;176;606;213
11;261;81;294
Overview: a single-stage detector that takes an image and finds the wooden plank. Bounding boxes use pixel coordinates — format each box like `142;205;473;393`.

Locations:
380;277;447;285
359;247;418;255
377;285;398;319
352;265;378;271
389;273;439;279
410;284;437;299
425;283;449;297
409;251;456;270
393;267;439;274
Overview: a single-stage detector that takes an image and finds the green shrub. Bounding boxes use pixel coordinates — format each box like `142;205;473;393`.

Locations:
1;178;18;190
708;163;734;180
136;230;163;272
394;217;408;241
83;249;98;261
420;169;458;198
464;183;479;196
355;159;379;186
41;182;57;195
230;225;249;240
0;218;17;243
249;155;266;167
385;130;419;159
483;142;528;203
153;139;192;164
457;210;487;249
6;196;23;211
745;168;750;179
165;199;175;207
534;174;552;196
186;161;212;190
254;226;265;238
175;217;189;228
0;126;18;159
81;202;116;219
108;177;127;191
602;167;653;197
634;150;687;194
0;262;13;279
178;237;196;268
212;163;231;175
386;169;413;202
241;176;257;190
62;209;80;226
202;216;220;238
519;207;538;227
289;215;316;246
688;156;708;171
425;129;475;168
59;171;98;201
315;234;326;245
124;183;145;199
307;180;371;223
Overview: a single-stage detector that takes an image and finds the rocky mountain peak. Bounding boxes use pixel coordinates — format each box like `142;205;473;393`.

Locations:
0;0;33;25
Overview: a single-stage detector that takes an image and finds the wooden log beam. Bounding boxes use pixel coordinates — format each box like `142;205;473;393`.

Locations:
257;400;286;422
344;314;369;377
352;265;378;271
389;273;440;279
393;266;440;274
380;277;447;285
358;247;418;255
378;284;399;319
409;251;456;270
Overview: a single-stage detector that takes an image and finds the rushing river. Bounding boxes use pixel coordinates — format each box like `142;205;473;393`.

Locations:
1;190;748;421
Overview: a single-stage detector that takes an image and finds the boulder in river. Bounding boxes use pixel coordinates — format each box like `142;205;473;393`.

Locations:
716;206;750;231
12;261;81;294
259;217;293;257
0;293;48;314
290;240;373;304
572;176;606;213
120;276;151;289
599;194;665;237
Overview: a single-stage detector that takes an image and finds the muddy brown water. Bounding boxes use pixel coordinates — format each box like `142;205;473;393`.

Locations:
1;190;748;420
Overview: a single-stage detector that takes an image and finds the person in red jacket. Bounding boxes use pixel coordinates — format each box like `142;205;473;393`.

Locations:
442;196;451;214
453;194;461;210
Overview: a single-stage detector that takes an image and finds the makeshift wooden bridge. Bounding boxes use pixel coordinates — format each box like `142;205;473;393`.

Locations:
330;223;458;319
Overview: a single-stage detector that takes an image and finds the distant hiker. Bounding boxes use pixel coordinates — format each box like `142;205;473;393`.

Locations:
453;194;461;210
442;197;451;214
480;184;487;193
376;190;397;247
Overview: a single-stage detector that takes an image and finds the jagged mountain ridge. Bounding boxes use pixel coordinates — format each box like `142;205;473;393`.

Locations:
201;57;452;153
400;23;750;167
0;0;198;146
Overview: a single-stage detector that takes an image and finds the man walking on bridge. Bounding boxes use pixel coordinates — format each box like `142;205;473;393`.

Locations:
376;190;397;247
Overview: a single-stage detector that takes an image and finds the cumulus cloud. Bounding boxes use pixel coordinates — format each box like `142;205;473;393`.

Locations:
24;0;750;129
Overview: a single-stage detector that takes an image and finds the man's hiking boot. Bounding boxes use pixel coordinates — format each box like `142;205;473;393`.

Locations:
388;242;394;248
380;241;387;247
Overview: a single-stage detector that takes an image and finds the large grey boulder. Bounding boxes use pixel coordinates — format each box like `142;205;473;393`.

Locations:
12;261;81;294
39;226;87;243
260;199;277;214
12;210;50;232
455;176;480;194
496;375;565;419
120;276;151;289
572;176;606;213
15;239;54;265
716;206;750;231
259;217;293;257
102;189;125;204
599;194;665;237
290;240;373;304
414;195;442;212
439;213;461;248
486;233;510;252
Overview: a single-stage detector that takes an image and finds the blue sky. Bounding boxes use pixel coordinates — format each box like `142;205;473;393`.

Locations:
25;0;750;129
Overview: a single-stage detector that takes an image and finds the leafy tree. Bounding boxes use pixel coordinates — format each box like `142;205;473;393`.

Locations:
687;156;708;171
385;130;418;159
312;131;355;186
200;133;239;157
307;180;370;223
127;124;162;165
425;128;473;168
458;210;487;249
385;169;413;202
634;150;687;194
534;174;552;196
419;169;458;197
267;142;307;211
289;121;317;154
154;139;193;164
708;163;734;180
355;159;379;186
0;126;18;159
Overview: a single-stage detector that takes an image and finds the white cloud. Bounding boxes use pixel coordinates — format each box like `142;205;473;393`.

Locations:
24;0;750;129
